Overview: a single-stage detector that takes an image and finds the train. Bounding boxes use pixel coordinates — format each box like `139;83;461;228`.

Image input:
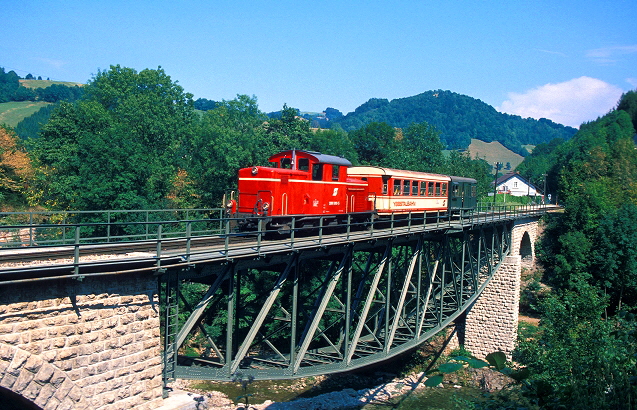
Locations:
225;150;478;231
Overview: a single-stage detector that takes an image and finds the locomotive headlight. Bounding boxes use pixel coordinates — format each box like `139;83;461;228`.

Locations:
251;166;258;175
262;202;270;211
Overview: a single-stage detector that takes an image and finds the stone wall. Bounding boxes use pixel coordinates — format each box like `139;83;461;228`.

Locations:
463;255;521;360
0;273;163;410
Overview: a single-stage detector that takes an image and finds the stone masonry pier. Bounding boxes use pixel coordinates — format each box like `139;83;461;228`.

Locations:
0;273;163;409
462;219;539;359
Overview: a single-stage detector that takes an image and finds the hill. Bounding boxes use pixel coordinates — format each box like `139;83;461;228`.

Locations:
0;101;51;127
467;139;524;170
331;90;577;155
19;79;83;89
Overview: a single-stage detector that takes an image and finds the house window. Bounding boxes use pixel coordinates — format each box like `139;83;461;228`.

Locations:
514;181;518;188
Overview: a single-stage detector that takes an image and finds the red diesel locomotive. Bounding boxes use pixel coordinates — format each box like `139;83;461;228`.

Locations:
227;150;477;231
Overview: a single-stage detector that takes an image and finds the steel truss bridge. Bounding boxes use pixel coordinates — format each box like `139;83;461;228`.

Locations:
0;205;552;383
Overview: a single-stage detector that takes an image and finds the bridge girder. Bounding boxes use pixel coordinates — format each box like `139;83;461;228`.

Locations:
160;223;511;382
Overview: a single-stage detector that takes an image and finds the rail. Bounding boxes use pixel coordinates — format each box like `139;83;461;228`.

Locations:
0;203;556;285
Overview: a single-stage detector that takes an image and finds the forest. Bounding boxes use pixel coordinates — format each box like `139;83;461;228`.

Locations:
1;64;637;408
330;91;578;155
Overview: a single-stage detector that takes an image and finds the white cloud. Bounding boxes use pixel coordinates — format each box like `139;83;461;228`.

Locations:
587;45;637;65
497;77;624;128
627;78;637;88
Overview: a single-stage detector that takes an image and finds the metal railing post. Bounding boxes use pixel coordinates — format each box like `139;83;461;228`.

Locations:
224;218;230;254
290;217;296;248
74;226;80;276
156;224;162;270
186;221;192;264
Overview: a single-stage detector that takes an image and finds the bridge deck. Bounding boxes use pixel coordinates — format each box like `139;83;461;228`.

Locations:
0;205;555;284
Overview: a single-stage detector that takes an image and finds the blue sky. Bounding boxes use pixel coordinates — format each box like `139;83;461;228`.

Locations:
3;0;636;128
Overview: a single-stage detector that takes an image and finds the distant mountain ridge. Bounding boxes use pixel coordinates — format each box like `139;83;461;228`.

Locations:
330;90;577;155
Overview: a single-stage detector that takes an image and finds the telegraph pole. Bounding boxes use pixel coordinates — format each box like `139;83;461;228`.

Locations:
493;162;500;205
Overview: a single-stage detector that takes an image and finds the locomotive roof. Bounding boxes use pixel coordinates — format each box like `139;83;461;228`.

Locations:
347;166;451;181
270;150;353;167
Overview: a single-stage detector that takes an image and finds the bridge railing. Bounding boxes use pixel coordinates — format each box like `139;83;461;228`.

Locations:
0;204;552;250
0;208;224;248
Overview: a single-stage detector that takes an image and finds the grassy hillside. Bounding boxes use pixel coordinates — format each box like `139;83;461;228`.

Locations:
19;79;83;89
467;138;524;170
0;101;51;127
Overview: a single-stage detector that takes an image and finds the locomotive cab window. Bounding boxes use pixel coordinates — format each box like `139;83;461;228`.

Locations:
332;165;340;181
281;158;292;169
382;176;390;195
269;161;278;168
298;158;310;172
452;184;459;196
472;185;477;197
312;164;323;181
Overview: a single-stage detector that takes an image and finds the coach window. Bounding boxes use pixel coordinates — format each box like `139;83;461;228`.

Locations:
382;176;389;195
332;165;340;181
412;181;419;196
452;184;459;196
403;180;411;195
472;185;477;197
312;164;323;181
420;182;427;196
394;179;402;195
442;183;448;196
434;182;440;196
428;182;434;196
298;158;310;172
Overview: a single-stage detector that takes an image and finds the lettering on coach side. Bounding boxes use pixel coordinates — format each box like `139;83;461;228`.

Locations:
393;201;416;207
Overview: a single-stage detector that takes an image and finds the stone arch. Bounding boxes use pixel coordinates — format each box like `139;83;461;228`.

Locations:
0;344;93;410
519;231;534;268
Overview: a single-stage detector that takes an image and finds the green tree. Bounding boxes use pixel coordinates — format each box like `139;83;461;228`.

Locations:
349;121;398;165
307;128;358;163
263;104;313;151
30;65;196;211
516;283;637;409
181;95;269;205
592;204;637;311
391;122;445;172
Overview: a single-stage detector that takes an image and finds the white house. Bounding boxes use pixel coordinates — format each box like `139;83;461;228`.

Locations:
493;172;542;197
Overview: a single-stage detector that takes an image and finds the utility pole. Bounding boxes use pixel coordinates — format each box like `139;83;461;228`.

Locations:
492;162;500;205
542;173;547;204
